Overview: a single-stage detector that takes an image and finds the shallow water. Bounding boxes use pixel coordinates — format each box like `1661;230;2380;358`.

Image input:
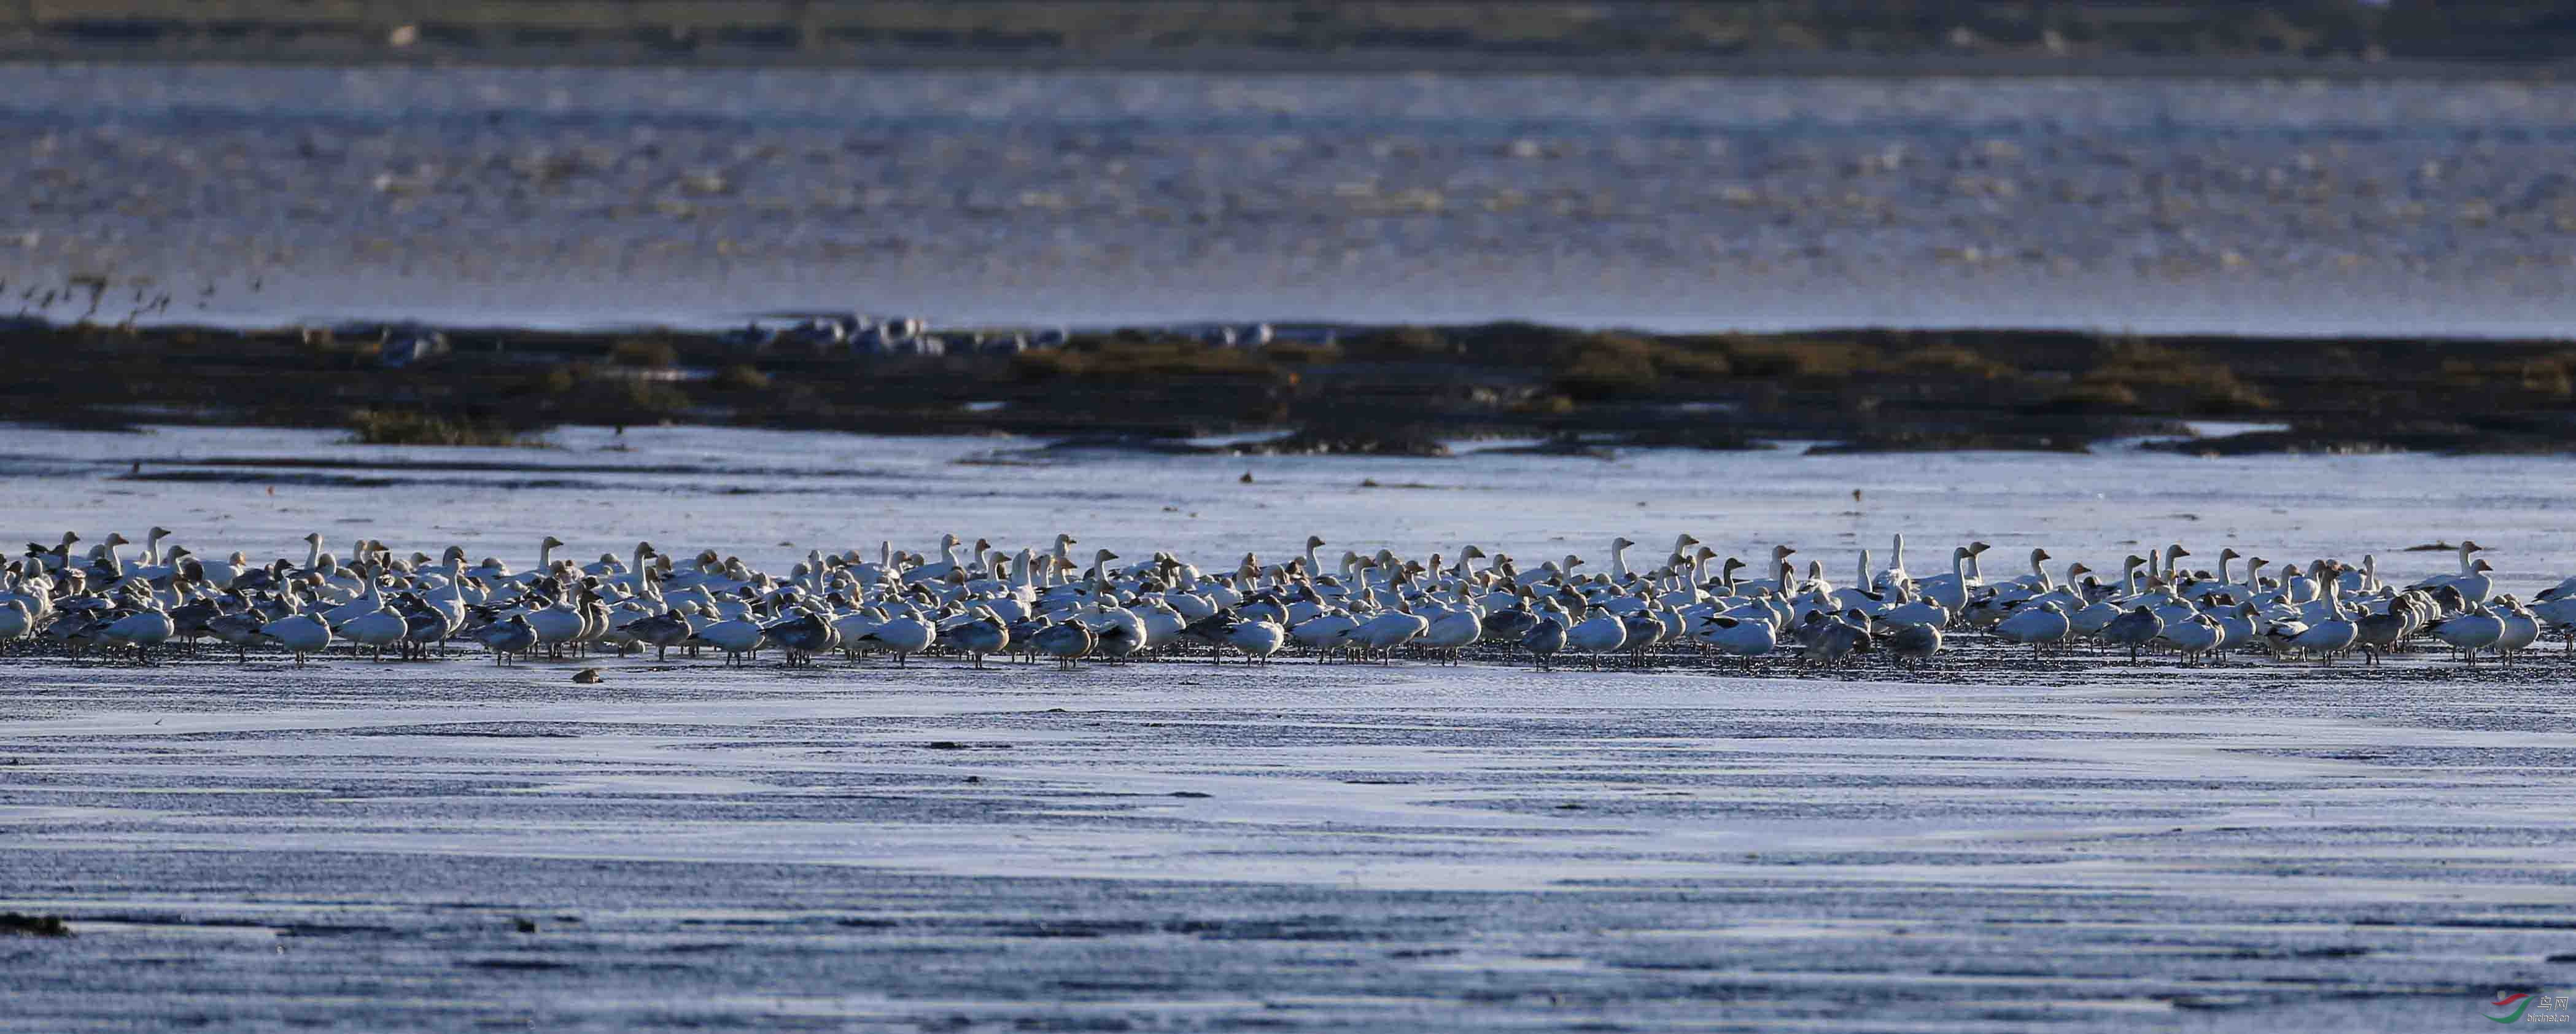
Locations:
7;64;2576;335
2;424;2568;594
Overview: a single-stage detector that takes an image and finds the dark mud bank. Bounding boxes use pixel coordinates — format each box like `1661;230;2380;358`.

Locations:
7;319;2574;456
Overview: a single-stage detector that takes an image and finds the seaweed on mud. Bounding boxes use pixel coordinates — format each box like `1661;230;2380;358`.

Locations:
346;410;543;448
15;316;2576;454
0;913;70;937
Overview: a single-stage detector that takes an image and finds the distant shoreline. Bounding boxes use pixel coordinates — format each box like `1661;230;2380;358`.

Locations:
2;42;2560;82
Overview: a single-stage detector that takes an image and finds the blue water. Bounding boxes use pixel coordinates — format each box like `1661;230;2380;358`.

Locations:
5;64;2574;335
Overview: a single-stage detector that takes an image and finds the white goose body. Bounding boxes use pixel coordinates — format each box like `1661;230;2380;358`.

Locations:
1692;614;1776;657
1564;608;1629;667
1221;618;1287;663
258;613;333;663
696;617;768;665
1991;602;2071;655
341;607;409;661
0;599;32;643
1352;607;1429;662
2287;579;2359;663
859;613;939;664
102;606;176;659
2496;602;2540;656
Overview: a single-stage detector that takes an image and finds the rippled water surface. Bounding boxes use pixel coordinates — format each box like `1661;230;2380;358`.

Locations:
4;424;2570;591
8;64;2576;333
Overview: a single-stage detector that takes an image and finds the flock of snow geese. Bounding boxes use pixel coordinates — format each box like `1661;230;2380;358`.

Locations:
1;528;2568;674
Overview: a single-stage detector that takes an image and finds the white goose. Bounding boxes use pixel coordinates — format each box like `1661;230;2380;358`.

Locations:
2428;604;2504;663
1564;605;1629;669
1872;533;1910;591
0;597;32;645
258;608;333;665
339;604;409;662
857;608;939;666
2287;575;2359;664
1220;617;1287;665
1917;545;1985;616
2496;599;2540;661
695;615;769;666
1991;601;2071;657
101;604;176;663
2408;540;2486;593
1417;591;1483;665
1351;597;1429;664
522;591;588;657
1691;613;1776;658
2452;559;2497;607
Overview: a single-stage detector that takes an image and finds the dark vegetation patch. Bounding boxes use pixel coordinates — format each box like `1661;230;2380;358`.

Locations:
0;912;71;936
7;320;2576;455
346;410;541;447
21;2;2576;70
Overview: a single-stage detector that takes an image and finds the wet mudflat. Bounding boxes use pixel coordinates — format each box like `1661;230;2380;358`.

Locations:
6;422;2575;1028
4;643;2573;1032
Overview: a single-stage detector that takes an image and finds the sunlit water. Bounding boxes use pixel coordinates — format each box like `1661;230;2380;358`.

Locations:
4;424;2568;592
6;64;2576;335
